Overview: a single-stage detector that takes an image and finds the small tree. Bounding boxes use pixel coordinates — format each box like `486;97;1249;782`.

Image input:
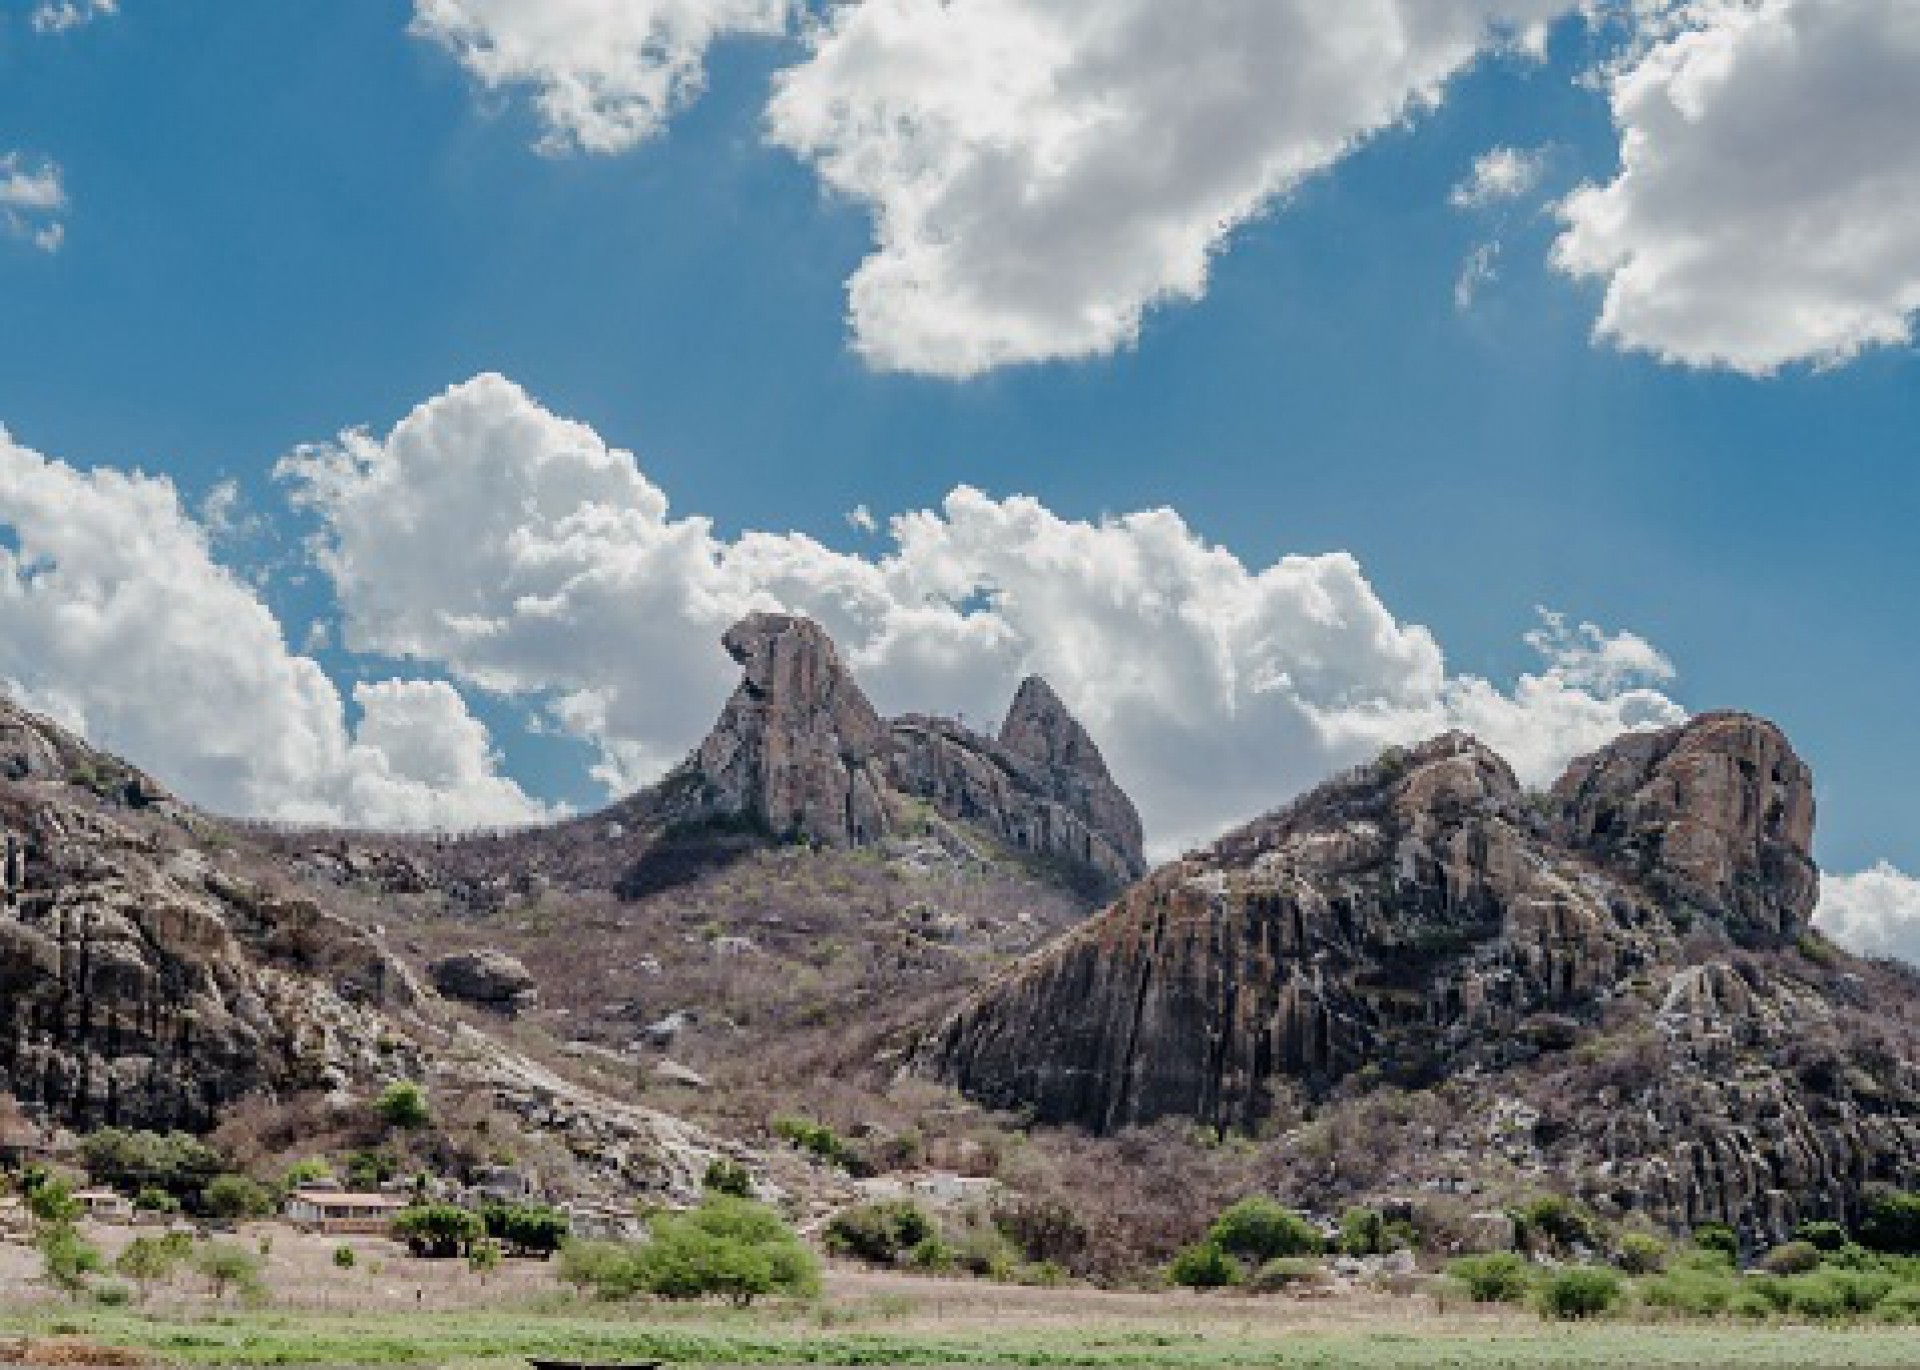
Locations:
196;1241;267;1303
1337;1206;1387;1257
35;1224;104;1299
115;1233;192;1302
1208;1197;1323;1262
468;1239;503;1279
375;1082;431;1131
282;1158;334;1192
824;1200;937;1265
1859;1191;1920;1255
1615;1232;1668;1275
27;1175;81;1227
1534;1266;1622;1320
636;1198;818;1307
202;1174;272;1223
482;1202;572;1257
703;1157;754;1198
1447;1252;1532;1303
332;1244;357;1271
393;1203;486;1259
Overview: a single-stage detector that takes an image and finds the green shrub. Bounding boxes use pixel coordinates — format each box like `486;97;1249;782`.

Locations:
392;1203;486;1259
557;1239;634;1294
1250;1256;1328;1292
824;1200;937;1265
1692;1223;1739;1260
115;1233;191;1299
702;1158;754;1198
1615;1232;1668;1274
468;1240;503;1276
201;1174;271;1222
1794;1219;1849;1252
133;1186;180;1214
1336;1206;1386;1257
1534;1265;1621;1320
282;1158;334;1191
26;1177;81;1226
1208;1197;1323;1261
90;1279;133;1307
1860;1191;1920;1255
78;1129;220;1201
907;1236;957;1272
1758;1239;1823;1275
1447;1252;1531;1304
772;1116;857;1171
1876;1284;1920;1323
946;1217;1020;1280
374;1082;431;1130
1168;1241;1240;1289
332;1245;357;1271
633;1197;819;1306
1639;1265;1734;1316
1516;1195;1601;1254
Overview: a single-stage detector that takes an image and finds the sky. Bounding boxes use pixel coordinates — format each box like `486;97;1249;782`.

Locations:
4;1;1920;956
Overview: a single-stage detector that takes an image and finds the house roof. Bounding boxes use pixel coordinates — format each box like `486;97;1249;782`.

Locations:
291;1191;408;1210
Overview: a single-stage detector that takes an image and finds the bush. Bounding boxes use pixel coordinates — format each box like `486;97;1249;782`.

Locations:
468;1240;503;1277
196;1242;266;1304
1794;1219;1849;1253
133;1186;181;1214
90;1279;133;1307
78;1129;221;1203
1758;1240;1823;1276
1876;1284;1920;1323
375;1082;431;1130
201;1174;272;1223
1516;1195;1601;1254
332;1245;357;1271
702;1158;754;1198
1168;1241;1241;1289
992;1197;1089;1267
824;1200;936;1265
1860;1191;1920;1255
1337;1206;1386;1257
26;1177;81;1226
1692;1223;1739;1261
1208;1197;1323;1261
1615;1232;1668;1275
1640;1264;1735;1316
635;1197;819;1306
1534;1265;1621;1320
282;1158;334;1192
1447;1252;1531;1304
394;1204;486;1258
557;1239;633;1294
1250;1256;1328;1292
771;1117;857;1172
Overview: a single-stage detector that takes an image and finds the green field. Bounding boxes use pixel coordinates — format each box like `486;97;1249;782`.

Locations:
6;1306;1920;1369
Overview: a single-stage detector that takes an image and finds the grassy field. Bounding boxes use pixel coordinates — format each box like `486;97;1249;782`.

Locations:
7;1301;1920;1368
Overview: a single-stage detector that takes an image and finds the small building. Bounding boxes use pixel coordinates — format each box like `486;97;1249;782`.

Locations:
73;1189;134;1224
285;1188;408;1235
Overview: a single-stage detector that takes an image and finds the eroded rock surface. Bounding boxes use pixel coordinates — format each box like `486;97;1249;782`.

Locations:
430;949;539;1015
922;714;1920;1243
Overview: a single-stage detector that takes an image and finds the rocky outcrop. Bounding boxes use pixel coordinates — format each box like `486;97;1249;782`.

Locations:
919;713;1916;1243
430;949;539;1015
667;614;1145;890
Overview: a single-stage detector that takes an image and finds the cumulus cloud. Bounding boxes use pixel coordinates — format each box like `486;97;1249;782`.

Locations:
283;373;1687;855
766;0;1575;376
1555;0;1920;374
410;0;791;154
0;428;548;830
1451;145;1546;208
1817;862;1920;964
0;153;68;254
29;0;116;34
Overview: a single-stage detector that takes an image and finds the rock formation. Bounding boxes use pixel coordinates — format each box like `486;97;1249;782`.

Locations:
921;713;1920;1243
430;948;540;1015
667;613;1146;889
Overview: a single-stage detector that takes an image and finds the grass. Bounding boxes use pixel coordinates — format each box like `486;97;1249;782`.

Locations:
8;1305;1920;1368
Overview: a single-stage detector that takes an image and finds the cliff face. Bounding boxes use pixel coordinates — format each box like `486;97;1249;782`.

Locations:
0;701;415;1131
921;713;1920;1242
670;614;1146;890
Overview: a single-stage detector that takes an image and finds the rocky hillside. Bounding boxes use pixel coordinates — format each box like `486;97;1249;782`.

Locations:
921;714;1920;1245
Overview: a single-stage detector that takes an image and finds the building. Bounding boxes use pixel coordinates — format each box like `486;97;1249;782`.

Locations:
285;1188;409;1235
73;1189;134;1224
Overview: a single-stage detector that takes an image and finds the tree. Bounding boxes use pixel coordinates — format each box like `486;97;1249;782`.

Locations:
115;1233;192;1302
282;1158;334;1192
1534;1265;1622;1320
196;1241;267;1303
332;1244;357;1271
35;1224;104;1298
468;1240;503;1279
202;1174;272;1223
1337;1206;1386;1257
1859;1191;1920;1255
78;1128;220;1202
26;1176;81;1227
481;1202;571;1257
375;1082;430;1131
824;1200;937;1265
393;1203;487;1259
561;1197;818;1307
1447;1252;1532;1303
1208;1197;1323;1262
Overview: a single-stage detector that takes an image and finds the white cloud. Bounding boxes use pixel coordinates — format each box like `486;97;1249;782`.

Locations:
0;153;68;254
1555;0;1920;374
0;428;548;830
1455;241;1501;311
1451;145;1546;208
410;0;791;154
1817;862;1920;964
29;0;116;34
283;373;1686;855
766;0;1575;377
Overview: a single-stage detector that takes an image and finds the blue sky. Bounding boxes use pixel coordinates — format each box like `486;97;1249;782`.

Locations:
5;1;1920;949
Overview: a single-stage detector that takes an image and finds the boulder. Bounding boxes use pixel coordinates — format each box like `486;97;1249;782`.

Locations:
429;949;539;1015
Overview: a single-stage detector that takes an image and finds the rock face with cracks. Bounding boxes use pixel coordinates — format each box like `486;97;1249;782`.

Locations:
922;713;1920;1244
